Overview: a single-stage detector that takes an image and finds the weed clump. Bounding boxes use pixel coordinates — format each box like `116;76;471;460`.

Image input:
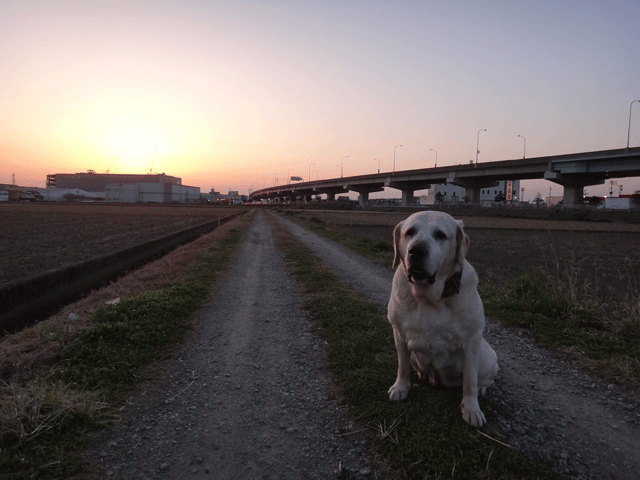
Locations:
0;380;112;478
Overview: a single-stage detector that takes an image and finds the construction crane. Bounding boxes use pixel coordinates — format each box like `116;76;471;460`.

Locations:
149;147;156;174
105;155;116;173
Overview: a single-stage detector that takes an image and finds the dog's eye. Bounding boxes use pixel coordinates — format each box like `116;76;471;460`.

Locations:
405;226;416;238
433;230;447;241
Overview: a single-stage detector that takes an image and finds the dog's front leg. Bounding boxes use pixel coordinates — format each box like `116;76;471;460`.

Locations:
388;329;411;400
461;335;485;426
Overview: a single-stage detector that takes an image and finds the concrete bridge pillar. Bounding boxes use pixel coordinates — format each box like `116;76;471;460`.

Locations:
446;174;498;204
562;184;584;205
544;172;604;205
358;191;369;206
326;192;336;201
401;189;414;206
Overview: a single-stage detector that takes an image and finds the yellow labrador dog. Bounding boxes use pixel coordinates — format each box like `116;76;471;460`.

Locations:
387;211;498;426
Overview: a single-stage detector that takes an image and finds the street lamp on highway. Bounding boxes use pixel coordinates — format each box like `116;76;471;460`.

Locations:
341;156;348;178
476;129;486;163
429;149;437;168
627;100;640;149
308;163;315;182
393;144;402;172
373;158;380;174
518;135;526;159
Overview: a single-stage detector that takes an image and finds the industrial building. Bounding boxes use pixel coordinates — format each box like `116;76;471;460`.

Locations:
420;180;521;205
105;183;200;203
46;171;181;192
44;171;201;204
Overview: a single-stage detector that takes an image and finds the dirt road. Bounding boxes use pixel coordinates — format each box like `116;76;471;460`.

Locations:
82;211;371;479
83;210;640;480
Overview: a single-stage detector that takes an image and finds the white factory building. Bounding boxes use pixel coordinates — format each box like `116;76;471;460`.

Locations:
420;180;521;205
105;183;200;203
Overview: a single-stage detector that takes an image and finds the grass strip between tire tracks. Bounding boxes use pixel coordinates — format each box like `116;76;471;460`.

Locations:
0;216;249;479
270;214;558;480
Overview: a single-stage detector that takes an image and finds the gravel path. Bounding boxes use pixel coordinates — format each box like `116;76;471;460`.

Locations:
82;210;640;480
82;211;371;479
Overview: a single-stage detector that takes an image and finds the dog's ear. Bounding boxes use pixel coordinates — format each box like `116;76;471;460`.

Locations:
393;221;404;269
456;220;470;267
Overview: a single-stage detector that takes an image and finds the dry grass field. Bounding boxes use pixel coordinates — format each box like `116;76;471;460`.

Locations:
0;203;244;286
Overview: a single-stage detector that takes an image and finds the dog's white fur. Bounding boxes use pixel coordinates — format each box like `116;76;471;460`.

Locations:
387;211;498;426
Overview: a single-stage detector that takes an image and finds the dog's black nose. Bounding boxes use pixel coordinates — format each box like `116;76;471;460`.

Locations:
408;244;428;258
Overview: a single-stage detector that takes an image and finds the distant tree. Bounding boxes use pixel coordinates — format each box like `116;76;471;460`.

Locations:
587;196;602;206
633;190;640;205
463;195;471;204
495;192;506;203
534;193;544;205
435;192;445;203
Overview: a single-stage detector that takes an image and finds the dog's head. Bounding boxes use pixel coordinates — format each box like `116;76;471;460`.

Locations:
393;211;469;295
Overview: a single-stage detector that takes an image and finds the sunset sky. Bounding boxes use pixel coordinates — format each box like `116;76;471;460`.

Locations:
2;0;639;199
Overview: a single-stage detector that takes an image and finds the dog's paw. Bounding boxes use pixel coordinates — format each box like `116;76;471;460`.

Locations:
461;396;486;427
388;380;410;401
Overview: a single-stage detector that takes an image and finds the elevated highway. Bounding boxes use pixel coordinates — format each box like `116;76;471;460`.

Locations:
251;147;640;206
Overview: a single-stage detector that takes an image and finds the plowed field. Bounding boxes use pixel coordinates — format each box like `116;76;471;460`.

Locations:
0;203;244;286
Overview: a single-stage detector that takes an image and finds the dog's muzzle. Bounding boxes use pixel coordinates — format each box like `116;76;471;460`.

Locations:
407;244;436;284
407;267;436;285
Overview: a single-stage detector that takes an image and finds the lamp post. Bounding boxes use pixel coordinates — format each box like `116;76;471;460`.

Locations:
518;135;526;159
429;148;437;167
393;144;402;172
476;129;486;163
341;156;348;178
627;100;640;149
373;158;380;174
308;163;315;182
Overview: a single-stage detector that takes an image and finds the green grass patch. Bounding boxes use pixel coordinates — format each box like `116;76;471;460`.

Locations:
275;222;558;480
0;221;247;479
54;283;206;400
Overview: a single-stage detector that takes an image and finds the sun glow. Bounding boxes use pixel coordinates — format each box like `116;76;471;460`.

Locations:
99;114;174;172
79;89;189;174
